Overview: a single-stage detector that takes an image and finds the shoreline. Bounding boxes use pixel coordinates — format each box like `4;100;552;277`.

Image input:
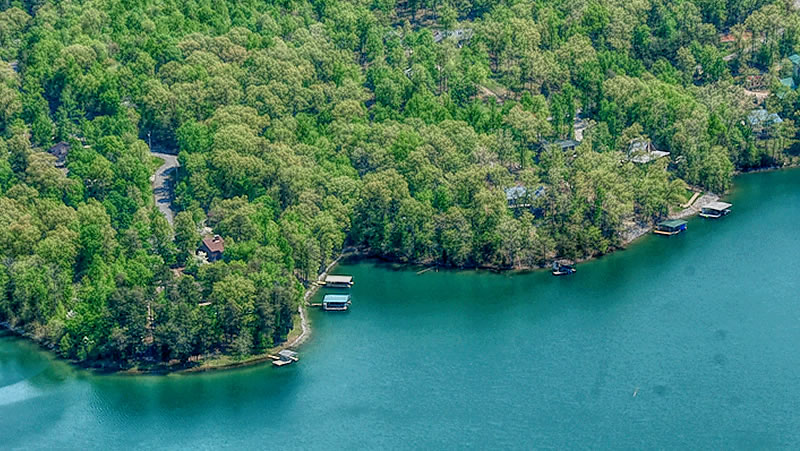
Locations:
2;166;796;375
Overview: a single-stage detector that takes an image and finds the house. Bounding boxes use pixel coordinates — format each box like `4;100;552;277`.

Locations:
780;77;796;90
790;54;800;77
747;109;783;137
778;54;800;92
48;141;70;168
432;28;473;46
539;139;579;153
504;185;545;216
628;139;670;164
199;235;225;262
504;186;529;208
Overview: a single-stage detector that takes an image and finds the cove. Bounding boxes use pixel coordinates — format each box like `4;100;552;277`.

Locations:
2;169;800;449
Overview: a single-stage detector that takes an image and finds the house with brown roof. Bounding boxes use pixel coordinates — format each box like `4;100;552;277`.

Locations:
199;235;225;262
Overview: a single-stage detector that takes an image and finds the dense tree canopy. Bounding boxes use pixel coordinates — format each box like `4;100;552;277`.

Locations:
1;0;799;368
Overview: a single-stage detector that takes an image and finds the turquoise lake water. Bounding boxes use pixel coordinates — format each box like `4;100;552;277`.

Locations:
2;169;800;449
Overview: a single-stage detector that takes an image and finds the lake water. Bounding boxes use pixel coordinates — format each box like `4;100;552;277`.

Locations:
2;170;800;449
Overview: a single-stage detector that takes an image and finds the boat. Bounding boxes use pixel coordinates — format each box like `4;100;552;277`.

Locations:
699;201;732;218
552;261;577;276
653;219;687;236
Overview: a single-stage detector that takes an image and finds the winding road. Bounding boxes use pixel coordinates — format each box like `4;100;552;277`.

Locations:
150;152;179;225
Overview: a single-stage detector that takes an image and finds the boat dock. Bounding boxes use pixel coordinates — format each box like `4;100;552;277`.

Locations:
322;294;351;311
320;274;354;288
270;349;299;367
699;201;732;218
654;219;688;236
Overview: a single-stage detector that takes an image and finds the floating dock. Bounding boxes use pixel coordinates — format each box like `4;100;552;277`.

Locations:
654;219;688;236
270;349;299;367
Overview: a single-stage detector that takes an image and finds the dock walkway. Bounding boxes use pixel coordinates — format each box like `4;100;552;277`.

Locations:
672;193;720;220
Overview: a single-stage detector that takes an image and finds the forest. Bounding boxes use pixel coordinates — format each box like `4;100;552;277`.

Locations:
1;0;799;368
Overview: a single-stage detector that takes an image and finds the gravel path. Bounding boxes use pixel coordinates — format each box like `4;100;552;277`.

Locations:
150;152;179;225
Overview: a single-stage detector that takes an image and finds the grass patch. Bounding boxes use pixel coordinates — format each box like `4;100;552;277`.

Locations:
150;156;165;173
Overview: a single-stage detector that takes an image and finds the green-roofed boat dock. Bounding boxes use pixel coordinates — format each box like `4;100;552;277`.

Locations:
654;219;688;236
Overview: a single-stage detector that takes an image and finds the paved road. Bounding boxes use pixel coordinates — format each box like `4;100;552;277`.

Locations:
151;152;179;225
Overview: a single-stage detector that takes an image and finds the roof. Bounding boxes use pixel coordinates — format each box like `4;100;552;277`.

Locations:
780;77;797;90
748;109;783;127
630;150;670;164
628;139;669;163
628;139;653;153
278;349;298;358
323;294;350;303
789;54;800;66
325;275;352;284
504;185;545;201
504;186;527;200
703;202;732;211
202;235;224;253
433;28;473;43
658;219;687;228
48;141;70;159
552;139;579;149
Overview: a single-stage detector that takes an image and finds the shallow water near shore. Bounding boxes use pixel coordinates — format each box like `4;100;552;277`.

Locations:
3;169;800;449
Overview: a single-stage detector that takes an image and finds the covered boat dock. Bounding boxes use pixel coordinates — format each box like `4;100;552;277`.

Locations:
700;201;732;218
322;294;351;311
321;274;354;288
654;219;687;236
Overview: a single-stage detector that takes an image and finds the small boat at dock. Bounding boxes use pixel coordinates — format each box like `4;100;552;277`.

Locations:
699;202;732;218
654;219;687;236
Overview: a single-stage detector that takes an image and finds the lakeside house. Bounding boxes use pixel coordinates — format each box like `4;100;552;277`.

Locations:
432;28;473;46
199;235;225;262
627;139;670;164
504;185;545;209
747;109;782;138
780;54;800;91
537;139;579;155
48;141;70;168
